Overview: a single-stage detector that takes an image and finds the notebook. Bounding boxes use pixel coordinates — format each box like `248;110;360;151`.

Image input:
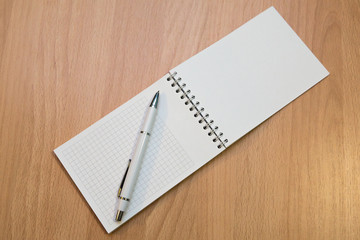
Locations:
54;7;329;233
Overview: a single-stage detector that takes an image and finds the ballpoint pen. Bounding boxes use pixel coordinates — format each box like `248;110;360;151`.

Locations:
115;91;159;221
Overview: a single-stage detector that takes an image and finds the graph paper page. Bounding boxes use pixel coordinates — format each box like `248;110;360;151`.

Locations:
54;75;223;233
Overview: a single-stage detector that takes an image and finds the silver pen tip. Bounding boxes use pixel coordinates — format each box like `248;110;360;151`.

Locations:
150;91;159;108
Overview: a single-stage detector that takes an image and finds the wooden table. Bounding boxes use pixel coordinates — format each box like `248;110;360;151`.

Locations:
1;0;359;239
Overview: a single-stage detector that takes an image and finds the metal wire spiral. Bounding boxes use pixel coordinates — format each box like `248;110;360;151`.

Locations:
167;71;228;149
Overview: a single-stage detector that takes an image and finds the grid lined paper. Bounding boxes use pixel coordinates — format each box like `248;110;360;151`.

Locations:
58;96;193;229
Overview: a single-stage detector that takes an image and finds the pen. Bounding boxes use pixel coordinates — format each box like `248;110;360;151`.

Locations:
115;91;160;221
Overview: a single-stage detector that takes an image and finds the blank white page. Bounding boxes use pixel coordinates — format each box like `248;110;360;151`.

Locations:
171;7;329;145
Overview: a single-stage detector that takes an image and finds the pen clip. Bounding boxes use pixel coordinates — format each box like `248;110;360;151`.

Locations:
118;159;131;197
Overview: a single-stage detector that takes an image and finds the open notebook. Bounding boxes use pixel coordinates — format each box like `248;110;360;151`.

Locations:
54;7;329;233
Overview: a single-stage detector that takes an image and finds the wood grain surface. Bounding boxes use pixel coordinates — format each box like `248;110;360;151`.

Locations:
1;0;359;239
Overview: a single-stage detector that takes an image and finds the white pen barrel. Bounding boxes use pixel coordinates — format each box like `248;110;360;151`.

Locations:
117;107;157;215
142;107;157;133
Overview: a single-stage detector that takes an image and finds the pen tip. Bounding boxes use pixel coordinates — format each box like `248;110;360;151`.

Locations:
150;91;159;108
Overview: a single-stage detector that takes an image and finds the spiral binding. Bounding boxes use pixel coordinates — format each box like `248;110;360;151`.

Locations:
167;71;228;149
